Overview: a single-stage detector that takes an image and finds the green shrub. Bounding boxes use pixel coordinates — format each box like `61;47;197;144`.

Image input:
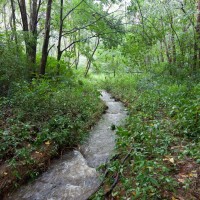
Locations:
0;76;104;165
0;42;28;96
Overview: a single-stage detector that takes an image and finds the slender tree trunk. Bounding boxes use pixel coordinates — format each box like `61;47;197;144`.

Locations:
196;0;200;69
10;0;18;47
193;41;198;70
71;34;79;69
171;33;176;64
160;41;165;62
29;0;38;65
57;0;64;75
57;52;62;75
17;0;33;78
17;0;29;50
18;0;40;77
161;17;172;65
68;34;73;66
75;50;80;69
75;30;81;69
163;37;172;64
56;0;85;74
157;55;160;64
163;36;173;75
169;16;177;66
179;0;196;69
85;37;100;77
40;0;53;75
17;0;29;32
3;4;9;43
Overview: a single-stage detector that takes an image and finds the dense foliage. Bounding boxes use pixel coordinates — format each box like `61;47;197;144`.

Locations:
97;74;199;199
0;76;105;193
0;0;199;199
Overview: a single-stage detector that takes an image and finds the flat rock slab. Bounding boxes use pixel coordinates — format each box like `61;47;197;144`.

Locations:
6;91;127;200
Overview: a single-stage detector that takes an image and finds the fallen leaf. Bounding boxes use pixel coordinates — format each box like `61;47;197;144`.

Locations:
112;191;118;197
178;178;185;183
180;174;188;178
163;156;175;164
132;191;136;196
3;172;8;176
45;141;50;145
172;196;178;200
189;171;197;178
169;157;174;164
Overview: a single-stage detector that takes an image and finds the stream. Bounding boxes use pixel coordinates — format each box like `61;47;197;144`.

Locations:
6;91;127;200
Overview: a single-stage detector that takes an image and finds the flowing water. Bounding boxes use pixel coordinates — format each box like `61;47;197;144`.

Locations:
6;91;127;200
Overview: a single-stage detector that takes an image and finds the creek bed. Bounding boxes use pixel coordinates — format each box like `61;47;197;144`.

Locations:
5;91;127;200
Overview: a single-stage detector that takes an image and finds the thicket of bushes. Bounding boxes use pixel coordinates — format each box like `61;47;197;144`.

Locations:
0;42;28;96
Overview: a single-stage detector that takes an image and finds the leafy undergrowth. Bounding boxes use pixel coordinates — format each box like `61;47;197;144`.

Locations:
0;77;105;197
92;73;200;200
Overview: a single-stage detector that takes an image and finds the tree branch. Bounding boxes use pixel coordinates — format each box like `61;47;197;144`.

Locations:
62;0;85;22
47;44;55;54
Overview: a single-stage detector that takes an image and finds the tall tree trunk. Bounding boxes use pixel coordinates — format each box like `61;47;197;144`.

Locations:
29;0;38;65
163;37;172;64
169;16;177;66
161;17;172;65
40;0;53;75
56;0;84;74
17;0;28;32
196;0;200;69
17;0;29;49
160;41;164;62
157;55;160;64
57;0;64;75
68;34;73;66
75;30;81;69
75;50;80;69
18;0;40;77
3;4;9;43
10;0;18;48
17;0;33;78
85;37;100;77
179;0;196;69
171;32;176;64
193;41;198;70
